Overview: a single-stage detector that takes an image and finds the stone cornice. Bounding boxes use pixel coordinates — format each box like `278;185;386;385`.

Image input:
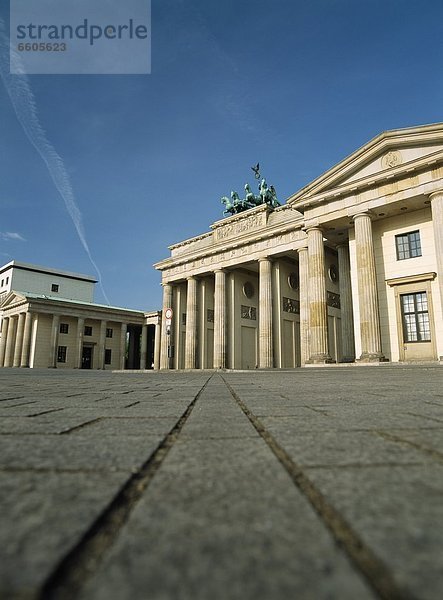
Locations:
386;272;437;286
154;206;304;272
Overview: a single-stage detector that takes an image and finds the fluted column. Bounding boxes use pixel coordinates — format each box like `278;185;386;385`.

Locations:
49;314;60;368
185;277;198;369
120;323;127;370
337;243;355;362
353;212;384;361
75;317;84;368
430;191;443;318
259;257;273;368
4;316;17;368
140;325;148;369
297;246;310;365
306;227;331;363
160;283;173;370
13;313;26;367
213;269;226;369
153;321;161;370
20;312;33;367
0;317;10;367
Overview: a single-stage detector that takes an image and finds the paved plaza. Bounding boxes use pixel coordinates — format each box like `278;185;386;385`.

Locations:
1;365;442;600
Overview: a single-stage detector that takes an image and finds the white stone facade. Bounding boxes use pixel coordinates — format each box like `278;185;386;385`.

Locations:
155;123;443;369
0;262;161;370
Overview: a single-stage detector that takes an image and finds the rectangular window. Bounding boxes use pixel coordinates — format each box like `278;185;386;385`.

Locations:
84;326;93;336
105;349;112;365
106;328;113;338
59;323;69;334
395;231;422;260
51;284;59;292
57;346;67;363
401;292;431;342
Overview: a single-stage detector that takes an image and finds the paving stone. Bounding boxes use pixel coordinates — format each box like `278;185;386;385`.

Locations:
0;470;128;597
304;464;443;600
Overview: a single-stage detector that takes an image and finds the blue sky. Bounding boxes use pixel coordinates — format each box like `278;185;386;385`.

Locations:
1;0;442;310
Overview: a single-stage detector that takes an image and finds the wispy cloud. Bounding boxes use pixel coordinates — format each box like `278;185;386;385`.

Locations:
0;20;110;304
0;232;26;242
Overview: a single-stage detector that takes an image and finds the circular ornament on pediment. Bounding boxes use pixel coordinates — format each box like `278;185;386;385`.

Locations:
328;265;338;283
288;272;299;291
381;150;402;169
243;281;255;298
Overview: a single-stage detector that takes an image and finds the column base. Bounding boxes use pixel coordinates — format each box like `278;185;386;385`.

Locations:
306;354;334;364
357;353;388;363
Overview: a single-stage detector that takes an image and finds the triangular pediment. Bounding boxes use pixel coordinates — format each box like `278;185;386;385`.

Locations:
0;291;28;309
289;122;443;208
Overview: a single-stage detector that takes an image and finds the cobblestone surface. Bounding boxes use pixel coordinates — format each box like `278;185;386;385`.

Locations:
0;365;442;599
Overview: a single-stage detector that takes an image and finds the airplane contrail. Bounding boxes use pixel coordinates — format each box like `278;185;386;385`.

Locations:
0;20;110;304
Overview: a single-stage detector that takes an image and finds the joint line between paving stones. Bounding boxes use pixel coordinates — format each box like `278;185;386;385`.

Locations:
376;430;443;464
221;375;417;600
38;373;214;600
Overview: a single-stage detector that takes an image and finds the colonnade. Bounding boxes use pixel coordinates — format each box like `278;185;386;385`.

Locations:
0;312;35;368
158;206;410;369
0;311;158;369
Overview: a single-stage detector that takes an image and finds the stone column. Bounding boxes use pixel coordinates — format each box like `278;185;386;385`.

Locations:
13;313;26;367
337;243;355;362
353;212;384;361
153;321;161;370
297;246;310;365
75;317;85;369
160;283;173;370
140;324;148;369
98;320;107;369
120;323;127;370
259;257;273;368
430;191;443;318
213;269;227;369
49;314;60;368
306;227;331;363
4;316;17;368
0;317;10;367
20;312;33;367
185;276;198;369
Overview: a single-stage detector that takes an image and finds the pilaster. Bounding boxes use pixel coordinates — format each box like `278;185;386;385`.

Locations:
49;314;60;368
297;246;310;366
120;323;127;370
20;312;33;367
430;190;443;320
337;243;355;362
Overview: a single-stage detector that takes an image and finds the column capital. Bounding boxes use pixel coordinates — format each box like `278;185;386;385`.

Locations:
351;210;375;222
429;190;443;201
296;245;308;254
214;268;226;274
303;224;323;234
258;256;272;263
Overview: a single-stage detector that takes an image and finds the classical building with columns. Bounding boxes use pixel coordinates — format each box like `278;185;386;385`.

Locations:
155;123;443;369
0;262;161;369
